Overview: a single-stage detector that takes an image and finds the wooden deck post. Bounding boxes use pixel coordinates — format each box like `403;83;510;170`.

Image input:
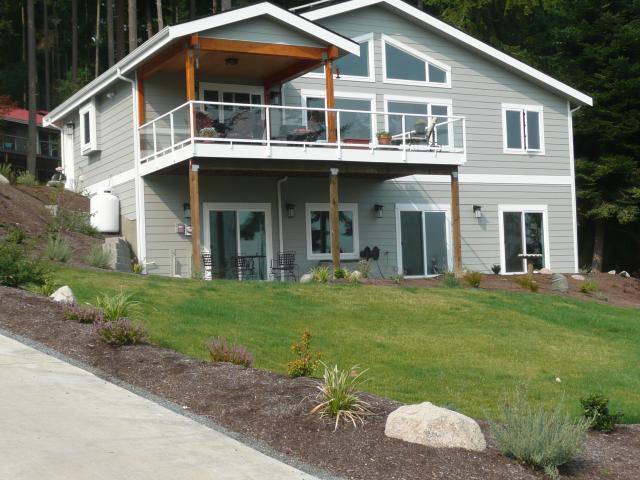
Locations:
329;168;340;272
451;169;463;276
189;160;201;276
325;59;336;143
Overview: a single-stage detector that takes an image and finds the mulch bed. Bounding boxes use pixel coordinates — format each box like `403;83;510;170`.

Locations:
1;287;639;479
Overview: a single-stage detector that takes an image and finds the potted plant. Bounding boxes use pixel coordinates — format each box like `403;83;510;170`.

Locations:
377;131;392;145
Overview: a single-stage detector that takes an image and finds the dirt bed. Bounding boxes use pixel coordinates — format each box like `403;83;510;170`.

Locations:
1;287;638;479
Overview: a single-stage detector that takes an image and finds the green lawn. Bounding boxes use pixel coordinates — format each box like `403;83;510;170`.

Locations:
51;265;640;422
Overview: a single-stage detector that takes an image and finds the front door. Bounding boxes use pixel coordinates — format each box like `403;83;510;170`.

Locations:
501;208;547;273
399;207;450;276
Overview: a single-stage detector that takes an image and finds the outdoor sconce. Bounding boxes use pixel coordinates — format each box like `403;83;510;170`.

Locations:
105;91;115;99
374;204;384;219
183;203;191;220
270;91;281;105
225;57;239;66
286;203;296;218
335;67;341;79
64;122;74;135
473;205;482;218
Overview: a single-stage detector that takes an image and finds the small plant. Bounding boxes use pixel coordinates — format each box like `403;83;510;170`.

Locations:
0;236;48;287
492;264;501;275
132;262;143;274
310;362;372;431
206;336;253;367
52;209;100;236
95;318;146;346
356;259;371;278
310;265;331;283
580;395;623;433
391;273;404;284
0;162;12;179
86;244;113;269
442;271;460;288
287;329;322;378
64;304;104;324
30;273;59;296
463;270;482;288
348;270;362;284
333;267;348;280
5;226;26;244
490;388;591;480
46;236;72;262
15;170;38;186
515;275;539;292
580;280;599;295
95;291;140;321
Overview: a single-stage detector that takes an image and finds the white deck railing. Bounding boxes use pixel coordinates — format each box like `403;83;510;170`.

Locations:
138;100;466;165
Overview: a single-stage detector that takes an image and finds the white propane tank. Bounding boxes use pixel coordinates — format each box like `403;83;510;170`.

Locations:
90;190;120;233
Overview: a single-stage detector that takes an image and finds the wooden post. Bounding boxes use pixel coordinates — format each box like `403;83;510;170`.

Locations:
185;48;196;101
451;169;463;276
136;73;145;126
189;160;201;276
329;168;340;271
325;59;336;143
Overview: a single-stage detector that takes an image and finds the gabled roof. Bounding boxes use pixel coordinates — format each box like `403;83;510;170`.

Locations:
2;108;49;127
302;0;593;106
44;2;359;126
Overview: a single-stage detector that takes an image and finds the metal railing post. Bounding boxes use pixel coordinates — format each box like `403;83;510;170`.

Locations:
152;122;157;157
401;114;407;161
462;117;468;160
336;110;342;159
189;102;195;141
265;106;271;156
170;112;175;150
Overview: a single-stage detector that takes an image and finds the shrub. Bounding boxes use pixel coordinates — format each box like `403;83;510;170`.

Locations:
64;304;104;324
207;336;253;367
0;162;12;179
95;291;139;321
86;244;113;269
357;259;371;278
310;362;372;431
463;270;482;288
492;264;502;275
132;262;143;274
5;226;26;244
16;170;38;186
442;271;460;288
310;266;331;283
516;275;539;292
490;388;591;480
391;273;404;284
287;329;322;378
46;236;72;262
580;280;599;295
0;237;48;287
53;210;100;237
30;274;59;296
333;267;348;279
95;318;146;346
580;395;623;433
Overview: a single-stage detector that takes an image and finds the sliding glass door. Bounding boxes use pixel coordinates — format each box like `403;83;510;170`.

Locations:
399;208;450;276
501;208;547;273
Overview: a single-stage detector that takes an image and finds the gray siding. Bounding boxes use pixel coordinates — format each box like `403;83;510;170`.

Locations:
144;71;187;122
112;180;136;219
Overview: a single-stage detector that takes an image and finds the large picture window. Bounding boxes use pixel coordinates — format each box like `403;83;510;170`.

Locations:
305;203;359;260
302;91;374;142
382;35;450;87
502;104;544;154
385;96;453;147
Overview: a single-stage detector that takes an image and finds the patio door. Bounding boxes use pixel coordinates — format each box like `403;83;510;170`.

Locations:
500;206;548;273
398;206;451;277
203;203;272;280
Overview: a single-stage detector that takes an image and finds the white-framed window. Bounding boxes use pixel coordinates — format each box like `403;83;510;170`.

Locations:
301;89;375;142
199;83;264;123
79;101;97;154
498;204;551;274
501;104;544;154
305;33;375;82
381;35;451;88
305;203;359;260
384;95;453;147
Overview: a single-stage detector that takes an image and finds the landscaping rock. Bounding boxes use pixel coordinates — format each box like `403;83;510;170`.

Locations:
550;273;569;293
538;268;552;274
49;286;75;305
299;273;313;283
0;174;9;184
619;271;630;278
571;274;586;281
608;270;617;275
384;402;486;451
350;270;362;281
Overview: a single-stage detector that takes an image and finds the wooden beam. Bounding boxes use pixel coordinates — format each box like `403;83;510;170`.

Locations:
136;74;145;126
329;168;340;272
198;37;327;60
325;59;336;143
264;59;320;90
189;160;201;276
451;169;463;276
185;48;196;101
137;41;187;80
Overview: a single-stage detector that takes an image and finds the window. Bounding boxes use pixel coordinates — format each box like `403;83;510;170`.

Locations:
306;34;374;82
385;96;452;146
502;104;544;153
382;35;450;87
499;205;550;274
302;91;374;141
79;101;97;154
305;203;359;260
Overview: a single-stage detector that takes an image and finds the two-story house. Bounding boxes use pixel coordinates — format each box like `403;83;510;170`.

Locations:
43;0;592;279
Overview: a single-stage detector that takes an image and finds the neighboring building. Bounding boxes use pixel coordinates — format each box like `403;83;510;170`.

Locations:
43;0;592;279
1;107;60;181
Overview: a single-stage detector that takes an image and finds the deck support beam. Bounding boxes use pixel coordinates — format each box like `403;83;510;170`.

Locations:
189;160;201;276
325;59;336;143
329;168;340;272
451;169;463;276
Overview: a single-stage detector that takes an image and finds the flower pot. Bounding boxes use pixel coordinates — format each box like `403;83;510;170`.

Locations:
377;135;392;145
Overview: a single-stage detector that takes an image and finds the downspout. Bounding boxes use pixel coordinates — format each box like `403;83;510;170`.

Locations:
276;176;289;280
568;104;582;273
116;67;147;273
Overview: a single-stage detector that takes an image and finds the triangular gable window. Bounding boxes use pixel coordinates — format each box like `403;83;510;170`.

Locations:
382;35;450;87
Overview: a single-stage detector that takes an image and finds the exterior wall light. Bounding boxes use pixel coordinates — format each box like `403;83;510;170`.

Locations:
225;57;239;66
473;205;482;218
286;203;296;218
374;204;384;218
64;122;74;135
183;203;191;220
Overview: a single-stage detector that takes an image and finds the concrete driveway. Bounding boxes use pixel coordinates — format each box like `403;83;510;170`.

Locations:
0;333;318;480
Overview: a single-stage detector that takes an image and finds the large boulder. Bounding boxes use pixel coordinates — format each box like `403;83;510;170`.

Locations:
385;402;486;451
551;273;569;293
50;286;75;305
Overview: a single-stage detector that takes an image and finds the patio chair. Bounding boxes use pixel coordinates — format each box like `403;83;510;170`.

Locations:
270;251;298;281
231;255;256;281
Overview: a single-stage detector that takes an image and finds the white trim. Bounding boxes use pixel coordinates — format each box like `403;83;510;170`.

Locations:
305;202;359;260
393;174;574;185
198;82;264;100
501;103;545;155
83;167;137;195
202;202;274;280
497;204;551;274
305;33;375;82
395;203;452;278
79;101;98;155
302;0;592;106
381;35;451;88
61;126;75;190
567;101;579;273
